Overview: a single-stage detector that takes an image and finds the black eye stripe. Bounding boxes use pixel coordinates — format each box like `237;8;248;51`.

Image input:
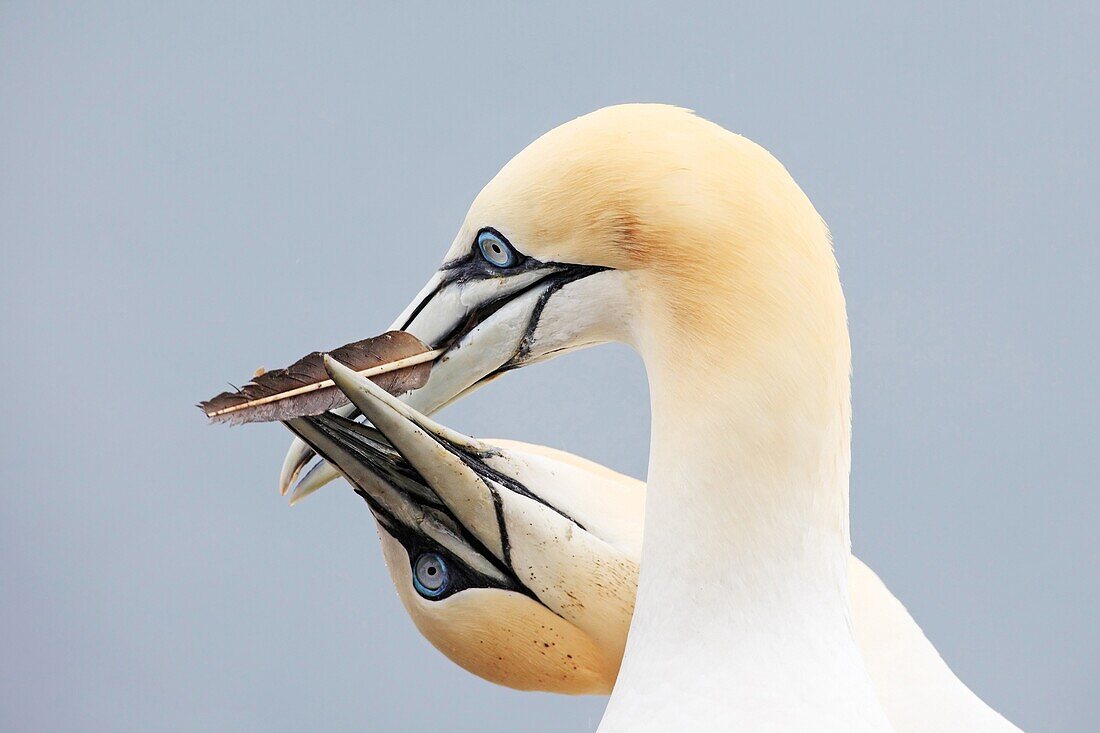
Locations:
356;486;527;603
285;416;545;606
404;229;609;353
398;229;534;332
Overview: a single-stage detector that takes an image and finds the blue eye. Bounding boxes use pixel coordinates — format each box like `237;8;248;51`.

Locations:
413;552;450;598
477;230;516;268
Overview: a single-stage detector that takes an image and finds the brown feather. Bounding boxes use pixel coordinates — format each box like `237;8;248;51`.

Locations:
199;331;435;425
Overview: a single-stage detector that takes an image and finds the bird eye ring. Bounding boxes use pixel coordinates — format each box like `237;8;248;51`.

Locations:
413;552;450;598
477;229;516;268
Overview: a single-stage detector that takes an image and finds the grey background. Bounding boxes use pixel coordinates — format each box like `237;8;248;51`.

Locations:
2;3;1096;731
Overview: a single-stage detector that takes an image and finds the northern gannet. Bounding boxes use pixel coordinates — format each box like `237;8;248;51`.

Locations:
285;361;1021;733
274;105;1021;731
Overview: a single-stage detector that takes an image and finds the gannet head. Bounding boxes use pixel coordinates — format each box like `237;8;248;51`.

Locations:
286;357;642;694
281;103;847;495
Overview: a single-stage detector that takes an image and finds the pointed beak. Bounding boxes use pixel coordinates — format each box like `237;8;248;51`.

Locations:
285;356;637;653
283;410;515;589
393;262;610;414
278;256;612;497
320;355;510;562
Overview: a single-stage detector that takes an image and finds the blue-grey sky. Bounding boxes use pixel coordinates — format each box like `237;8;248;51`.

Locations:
2;3;1096;731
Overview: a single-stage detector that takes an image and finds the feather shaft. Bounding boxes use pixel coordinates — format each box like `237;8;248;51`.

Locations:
206;349;441;418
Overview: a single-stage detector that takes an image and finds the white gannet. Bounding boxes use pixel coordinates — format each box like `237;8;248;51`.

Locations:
285;362;1021;733
275;105;1022;731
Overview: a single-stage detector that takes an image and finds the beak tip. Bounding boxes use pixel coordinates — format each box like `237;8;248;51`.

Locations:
322;353;358;390
287;480;317;506
278;456;305;496
324;354;394;411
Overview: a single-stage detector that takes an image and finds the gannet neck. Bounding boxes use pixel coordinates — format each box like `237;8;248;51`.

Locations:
598;146;891;728
597;349;887;732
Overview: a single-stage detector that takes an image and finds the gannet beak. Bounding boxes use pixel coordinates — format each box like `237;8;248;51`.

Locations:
287;355;636;656
389;261;611;414
283;411;518;590
279;403;354;497
278;254;614;497
321;355;508;556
